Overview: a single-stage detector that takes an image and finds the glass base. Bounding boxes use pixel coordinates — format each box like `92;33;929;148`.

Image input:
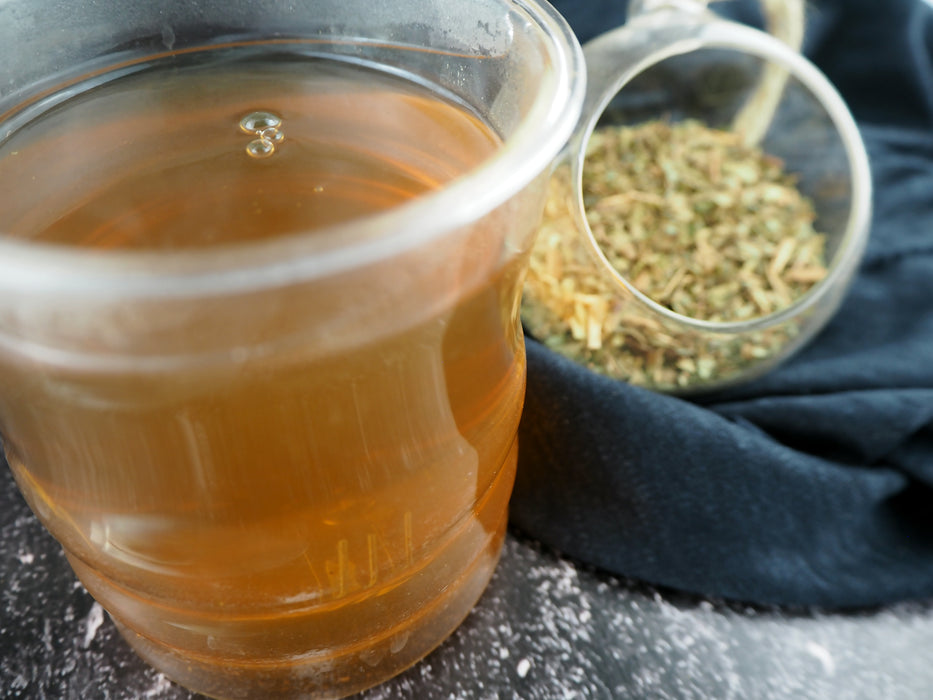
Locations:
68;446;518;700
113;520;505;699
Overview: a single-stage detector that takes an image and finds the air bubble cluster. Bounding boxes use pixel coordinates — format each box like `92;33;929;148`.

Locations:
239;111;285;159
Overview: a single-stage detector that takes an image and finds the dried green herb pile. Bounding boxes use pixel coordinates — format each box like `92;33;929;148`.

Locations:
522;119;829;392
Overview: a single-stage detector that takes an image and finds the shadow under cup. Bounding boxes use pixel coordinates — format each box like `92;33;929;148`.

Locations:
0;2;584;698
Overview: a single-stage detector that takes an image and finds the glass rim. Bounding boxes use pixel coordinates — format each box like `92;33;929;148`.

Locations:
0;0;586;299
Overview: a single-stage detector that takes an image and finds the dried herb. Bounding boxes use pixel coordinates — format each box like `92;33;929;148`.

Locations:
522;119;829;392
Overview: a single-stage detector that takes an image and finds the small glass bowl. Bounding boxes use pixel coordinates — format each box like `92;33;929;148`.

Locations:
522;3;871;395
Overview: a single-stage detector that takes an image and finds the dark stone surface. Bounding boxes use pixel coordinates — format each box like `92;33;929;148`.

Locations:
5;465;933;700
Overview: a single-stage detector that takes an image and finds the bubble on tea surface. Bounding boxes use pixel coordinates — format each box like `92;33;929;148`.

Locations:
246;138;276;159
240;111;285;158
259;127;285;144
239;111;282;134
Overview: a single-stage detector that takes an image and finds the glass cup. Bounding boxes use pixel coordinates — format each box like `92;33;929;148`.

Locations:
0;1;584;698
522;1;871;394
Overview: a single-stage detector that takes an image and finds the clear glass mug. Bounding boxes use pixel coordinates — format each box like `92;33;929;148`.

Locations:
523;0;871;394
0;2;584;698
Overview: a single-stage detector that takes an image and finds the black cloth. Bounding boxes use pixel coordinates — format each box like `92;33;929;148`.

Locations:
512;0;933;609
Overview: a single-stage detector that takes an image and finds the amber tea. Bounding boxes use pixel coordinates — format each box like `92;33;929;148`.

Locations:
0;48;529;698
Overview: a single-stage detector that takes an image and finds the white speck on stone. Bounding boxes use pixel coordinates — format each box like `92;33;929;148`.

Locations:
42;618;53;653
516;658;531;678
144;673;174;697
16;551;34;565
804;641;836;676
81;602;105;649
499;646;510;660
